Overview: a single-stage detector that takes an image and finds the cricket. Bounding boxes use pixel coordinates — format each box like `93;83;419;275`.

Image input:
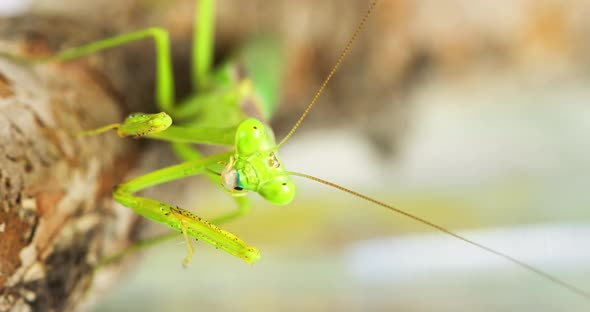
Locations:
12;0;590;309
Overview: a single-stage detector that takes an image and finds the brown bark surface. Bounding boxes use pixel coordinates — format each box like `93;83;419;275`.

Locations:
0;17;141;312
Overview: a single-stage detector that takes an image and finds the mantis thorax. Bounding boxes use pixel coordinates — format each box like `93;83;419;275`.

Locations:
221;118;295;205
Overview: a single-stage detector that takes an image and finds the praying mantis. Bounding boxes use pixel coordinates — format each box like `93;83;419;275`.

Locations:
16;0;590;309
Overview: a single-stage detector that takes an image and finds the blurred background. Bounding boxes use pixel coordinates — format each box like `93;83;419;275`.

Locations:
3;0;590;311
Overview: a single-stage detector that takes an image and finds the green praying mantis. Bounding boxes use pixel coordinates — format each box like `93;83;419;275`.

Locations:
14;0;590;302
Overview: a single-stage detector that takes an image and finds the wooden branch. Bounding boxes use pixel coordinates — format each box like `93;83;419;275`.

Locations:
0;17;143;311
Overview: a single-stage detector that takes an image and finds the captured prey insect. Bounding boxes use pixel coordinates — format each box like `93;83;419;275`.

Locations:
26;0;590;304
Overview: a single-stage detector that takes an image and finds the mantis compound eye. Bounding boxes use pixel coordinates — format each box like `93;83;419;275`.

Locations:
259;179;295;205
236;118;265;156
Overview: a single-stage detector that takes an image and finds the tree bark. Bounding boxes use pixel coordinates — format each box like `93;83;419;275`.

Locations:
0;17;142;312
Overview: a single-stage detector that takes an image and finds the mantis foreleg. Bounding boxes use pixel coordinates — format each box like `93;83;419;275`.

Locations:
112;151;260;265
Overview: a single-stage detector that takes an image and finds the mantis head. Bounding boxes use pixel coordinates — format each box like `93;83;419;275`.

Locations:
221;118;295;205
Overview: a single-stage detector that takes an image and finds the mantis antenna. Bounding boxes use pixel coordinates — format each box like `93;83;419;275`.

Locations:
275;0;379;149
288;172;590;300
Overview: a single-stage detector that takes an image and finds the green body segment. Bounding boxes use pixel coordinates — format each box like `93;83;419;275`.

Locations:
172;80;253;126
178;34;284;126
238;37;285;121
174;37;284;127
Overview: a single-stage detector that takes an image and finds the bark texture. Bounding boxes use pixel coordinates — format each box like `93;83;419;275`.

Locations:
0;18;142;312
